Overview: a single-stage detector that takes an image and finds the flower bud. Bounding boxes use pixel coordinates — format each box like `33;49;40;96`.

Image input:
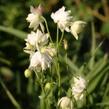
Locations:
45;82;52;91
71;21;86;40
63;39;68;50
24;69;31;78
58;96;73;109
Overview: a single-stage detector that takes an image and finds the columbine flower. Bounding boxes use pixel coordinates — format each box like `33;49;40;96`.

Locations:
72;76;86;100
25;29;49;51
58;96;73;109
26;5;43;30
29;51;52;71
51;6;72;32
70;21;86;40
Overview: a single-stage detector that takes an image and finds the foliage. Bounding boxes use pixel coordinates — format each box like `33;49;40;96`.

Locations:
0;0;109;109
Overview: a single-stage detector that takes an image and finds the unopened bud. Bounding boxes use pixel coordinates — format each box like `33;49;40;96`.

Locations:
71;21;86;40
63;39;68;50
58;96;73;109
24;69;31;78
45;82;51;91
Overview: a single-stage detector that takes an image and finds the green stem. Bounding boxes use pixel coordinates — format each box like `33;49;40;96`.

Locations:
42;17;53;43
34;71;45;93
57;63;61;97
56;26;61;97
56;26;59;46
59;31;64;45
0;77;21;109
34;71;45;109
89;21;96;69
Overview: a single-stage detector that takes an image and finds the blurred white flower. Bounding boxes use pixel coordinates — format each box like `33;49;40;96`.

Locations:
51;6;72;32
25;29;49;51
26;5;43;30
72;76;86;100
58;96;73;109
70;21;86;40
29;51;52;71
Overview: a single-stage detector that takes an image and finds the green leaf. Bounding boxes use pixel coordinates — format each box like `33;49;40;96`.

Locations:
86;55;107;81
87;66;109;94
0;25;27;39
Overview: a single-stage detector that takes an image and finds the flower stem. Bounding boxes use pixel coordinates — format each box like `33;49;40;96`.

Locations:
34;71;45;109
56;26;59;46
42;17;53;43
59;31;64;45
34;71;45;94
56;26;61;97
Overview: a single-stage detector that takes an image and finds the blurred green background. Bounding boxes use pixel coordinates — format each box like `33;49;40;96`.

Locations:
0;0;109;109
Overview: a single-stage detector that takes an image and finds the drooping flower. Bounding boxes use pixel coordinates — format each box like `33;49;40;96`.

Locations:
25;29;49;51
51;6;72;32
72;76;86;100
58;96;73;109
26;5;43;30
70;21;86;40
29;51;52;71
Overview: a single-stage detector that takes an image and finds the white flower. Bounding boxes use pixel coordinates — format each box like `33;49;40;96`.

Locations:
58;96;73;109
70;21;86;40
25;29;49;50
26;5;43;30
29;51;52;71
72;76;86;100
51;6;72;32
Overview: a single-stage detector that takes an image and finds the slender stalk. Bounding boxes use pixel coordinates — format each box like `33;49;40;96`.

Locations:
89;21;96;70
34;71;45;109
59;31;64;45
34;71;45;94
56;26;61;97
0;77;21;109
56;26;59;46
42;17;53;43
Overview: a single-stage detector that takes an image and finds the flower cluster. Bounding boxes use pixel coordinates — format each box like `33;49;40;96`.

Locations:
72;76;86;100
24;5;87;109
58;76;86;109
51;6;86;40
24;5;56;72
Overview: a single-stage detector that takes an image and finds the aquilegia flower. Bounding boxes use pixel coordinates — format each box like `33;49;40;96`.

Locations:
72;76;86;100
70;21;86;40
25;29;49;51
51;6;72;32
58;96;73;109
29;51;52;71
26;5;43;30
